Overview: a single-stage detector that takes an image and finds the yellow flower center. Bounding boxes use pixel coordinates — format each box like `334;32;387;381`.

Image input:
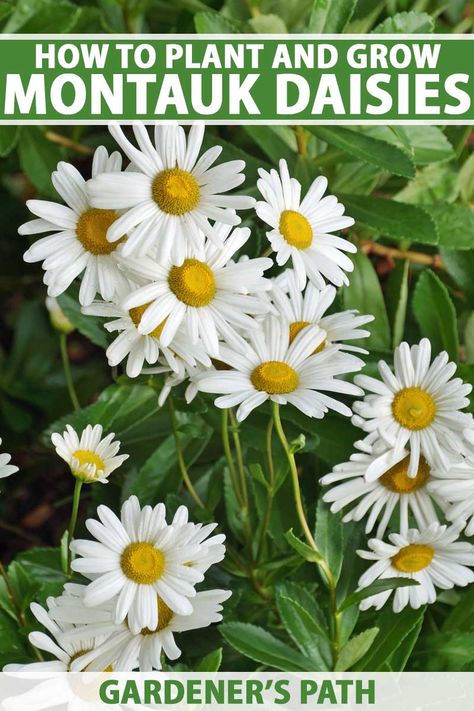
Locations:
152;168;200;215
289;320;326;353
140;596;174;635
71;450;105;481
168;258;216;307
380;455;430;494
251;360;299;395
392;544;434;573
279;210;313;250
120;542;166;584
129;303;167;339
392;387;436;430
76;208;123;255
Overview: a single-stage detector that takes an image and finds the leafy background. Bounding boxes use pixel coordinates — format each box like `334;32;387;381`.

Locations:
0;0;474;674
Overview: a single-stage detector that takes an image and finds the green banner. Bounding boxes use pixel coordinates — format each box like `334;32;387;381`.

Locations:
0;35;472;122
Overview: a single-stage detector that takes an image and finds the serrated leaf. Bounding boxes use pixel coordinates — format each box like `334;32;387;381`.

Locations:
339;578;420;613
425;203;474;250
335;628;379;671
373;10;434;33
354;606;426;671
441;248;474;306
340;194;438;245
308;0;357;32
309;126;415;179
220;622;315;672
412;270;459;361
341;250;391;352
276;588;331;669
4;0;80;33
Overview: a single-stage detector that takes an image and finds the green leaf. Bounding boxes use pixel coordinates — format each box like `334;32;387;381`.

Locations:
284;529;324;564
386;259;409;348
424;203;474;250
354;606;426;671
335;628;379;671
308;0;357;32
396;164;459;206
248;13;287;32
341;250;391;352
243;125;295;167
340;194;438;245
459;153;474;204
276;587;331;670
309;126;415;179
195;648;222;671
403;127;454;165
58;288;108;349
314;498;343;584
194;10;241;33
220;622;315;672
4;0;81;33
465;313;474;364
389;615;424;671
412;270;459;361
441;248;474;306
339;578;420;613
0;126;20;157
373;10;434;33
18;127;62;198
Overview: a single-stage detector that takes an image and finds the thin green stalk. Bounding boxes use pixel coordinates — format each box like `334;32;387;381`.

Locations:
229;409;248;510
67;479;83;577
272;402;341;666
0;560;43;661
221;409;244;507
168;397;205;509
257;416;275;561
59;333;80;411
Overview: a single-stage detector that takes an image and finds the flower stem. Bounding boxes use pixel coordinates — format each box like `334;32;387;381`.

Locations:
221;409;244;508
257;416;275;561
272;402;341;666
66;479;83;577
59;333;80;412
168;397;205;509
229;409;248;511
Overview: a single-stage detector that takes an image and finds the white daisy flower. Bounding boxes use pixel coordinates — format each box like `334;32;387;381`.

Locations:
0;438;18;480
429;459;474;536
51;584;231;672
3;596;109;672
272;269;374;354
352;339;473;478
357;522;474;613
256;159;356;290
51;424;129;484
83;290;211;379
321;443;445;538
120;224;272;358
20;146;130;306
196;315;364;422
70;496;224;635
87;122;255;258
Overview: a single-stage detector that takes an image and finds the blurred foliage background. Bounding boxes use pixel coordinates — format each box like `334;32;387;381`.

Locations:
1;0;474;674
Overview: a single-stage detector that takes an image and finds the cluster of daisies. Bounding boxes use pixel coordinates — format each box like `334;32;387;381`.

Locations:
1;121;474;671
5;427;228;672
